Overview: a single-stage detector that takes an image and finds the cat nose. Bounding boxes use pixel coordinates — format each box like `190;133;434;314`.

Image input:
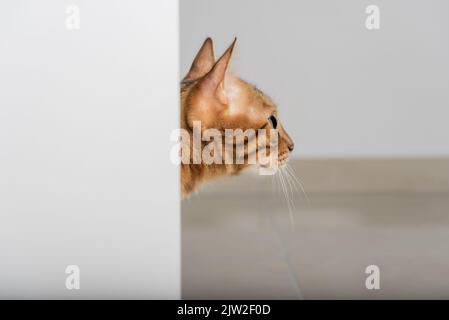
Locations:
288;142;294;152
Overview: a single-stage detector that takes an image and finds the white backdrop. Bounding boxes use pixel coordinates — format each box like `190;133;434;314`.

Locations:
181;0;449;157
0;0;179;298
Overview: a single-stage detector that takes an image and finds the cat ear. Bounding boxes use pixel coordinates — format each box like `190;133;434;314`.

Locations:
199;38;237;105
183;37;215;81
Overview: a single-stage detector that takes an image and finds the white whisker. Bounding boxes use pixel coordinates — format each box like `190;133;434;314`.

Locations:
286;164;310;205
278;167;296;229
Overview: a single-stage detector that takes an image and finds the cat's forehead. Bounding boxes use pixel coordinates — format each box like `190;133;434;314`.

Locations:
246;82;277;111
226;78;276;116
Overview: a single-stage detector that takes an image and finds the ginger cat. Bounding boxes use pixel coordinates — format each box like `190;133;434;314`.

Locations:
180;38;294;197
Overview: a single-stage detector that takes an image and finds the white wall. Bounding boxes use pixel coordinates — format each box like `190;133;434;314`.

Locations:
181;0;449;157
0;1;179;298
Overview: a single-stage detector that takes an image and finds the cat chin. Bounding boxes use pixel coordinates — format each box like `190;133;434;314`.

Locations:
235;156;290;176
240;165;262;175
241;165;277;176
257;159;289;169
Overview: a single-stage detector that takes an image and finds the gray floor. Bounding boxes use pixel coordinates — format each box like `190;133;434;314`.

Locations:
182;191;449;299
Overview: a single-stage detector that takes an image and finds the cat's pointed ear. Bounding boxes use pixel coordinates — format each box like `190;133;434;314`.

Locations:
183;37;215;81
199;38;237;105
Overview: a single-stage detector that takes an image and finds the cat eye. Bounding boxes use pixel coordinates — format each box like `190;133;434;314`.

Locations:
268;115;278;129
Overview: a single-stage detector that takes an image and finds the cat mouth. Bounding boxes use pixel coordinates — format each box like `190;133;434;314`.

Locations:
277;152;290;168
278;158;289;168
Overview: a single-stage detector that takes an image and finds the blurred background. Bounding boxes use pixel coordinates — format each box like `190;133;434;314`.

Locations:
180;0;449;299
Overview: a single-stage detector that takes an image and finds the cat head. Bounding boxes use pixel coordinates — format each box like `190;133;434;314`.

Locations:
181;38;294;170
